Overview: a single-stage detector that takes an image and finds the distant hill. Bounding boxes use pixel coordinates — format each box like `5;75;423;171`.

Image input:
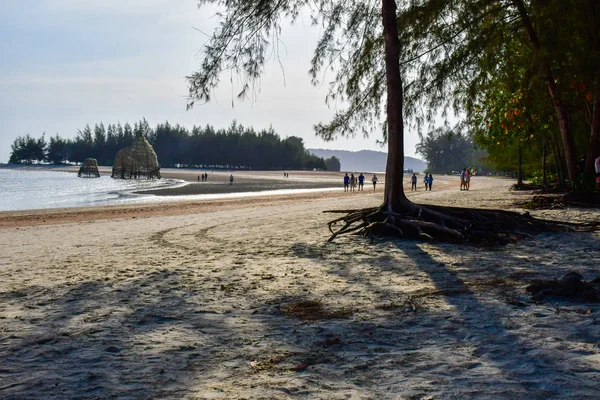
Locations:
309;149;427;173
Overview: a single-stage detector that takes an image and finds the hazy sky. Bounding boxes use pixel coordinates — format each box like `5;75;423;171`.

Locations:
0;0;423;163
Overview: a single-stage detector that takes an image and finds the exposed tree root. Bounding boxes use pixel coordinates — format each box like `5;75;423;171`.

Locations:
324;204;599;245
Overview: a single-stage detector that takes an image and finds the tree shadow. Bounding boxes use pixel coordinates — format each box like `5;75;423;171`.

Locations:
280;232;600;398
0;269;251;399
2;231;598;399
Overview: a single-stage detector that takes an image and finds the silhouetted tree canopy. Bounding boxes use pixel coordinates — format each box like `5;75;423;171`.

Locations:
7;119;327;171
325;156;341;172
416;127;477;174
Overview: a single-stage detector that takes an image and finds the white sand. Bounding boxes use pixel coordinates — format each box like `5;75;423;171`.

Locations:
0;175;599;399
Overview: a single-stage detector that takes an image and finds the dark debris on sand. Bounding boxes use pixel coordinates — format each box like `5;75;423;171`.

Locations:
526;271;600;303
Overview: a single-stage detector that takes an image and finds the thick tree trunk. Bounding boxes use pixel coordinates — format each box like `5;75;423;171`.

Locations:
513;0;578;187
382;0;411;211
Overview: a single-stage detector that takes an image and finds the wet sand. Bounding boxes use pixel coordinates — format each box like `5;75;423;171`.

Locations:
138;178;338;197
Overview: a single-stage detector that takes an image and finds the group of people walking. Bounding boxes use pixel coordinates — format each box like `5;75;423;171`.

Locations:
344;173;379;191
410;173;434;191
342;170;476;192
197;173;209;182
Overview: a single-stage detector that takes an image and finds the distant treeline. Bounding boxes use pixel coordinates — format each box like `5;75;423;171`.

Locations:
8;119;337;171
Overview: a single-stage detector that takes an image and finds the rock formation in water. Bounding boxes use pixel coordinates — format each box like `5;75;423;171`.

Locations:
111;136;161;179
78;158;100;178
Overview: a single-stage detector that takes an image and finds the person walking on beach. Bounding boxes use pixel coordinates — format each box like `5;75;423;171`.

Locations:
372;174;378;191
344;173;350;192
229;174;234;185
350;174;356;192
426;174;434;191
358;173;365;191
411;173;417;191
204;172;208;181
460;168;466;190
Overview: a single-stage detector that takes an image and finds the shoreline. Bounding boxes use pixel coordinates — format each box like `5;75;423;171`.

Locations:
0;174;505;229
0;165;395;211
0;163;347;182
1;163;348;198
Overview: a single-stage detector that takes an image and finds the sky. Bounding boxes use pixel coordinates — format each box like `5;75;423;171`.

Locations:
0;0;423;163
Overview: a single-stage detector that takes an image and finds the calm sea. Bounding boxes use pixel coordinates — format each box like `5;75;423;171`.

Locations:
0;168;338;212
0;169;184;211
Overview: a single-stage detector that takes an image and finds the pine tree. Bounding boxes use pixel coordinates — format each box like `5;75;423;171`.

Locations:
186;0;575;243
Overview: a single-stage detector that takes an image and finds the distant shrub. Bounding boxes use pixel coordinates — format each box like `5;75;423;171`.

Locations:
528;170;559;186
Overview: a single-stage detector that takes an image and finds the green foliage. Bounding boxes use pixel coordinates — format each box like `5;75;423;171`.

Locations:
152;120;325;170
416;126;478;174
528;170;559;186
187;0;600;189
187;0;387;142
9;134;46;164
8;119;326;170
47;134;69;164
324;156;341;171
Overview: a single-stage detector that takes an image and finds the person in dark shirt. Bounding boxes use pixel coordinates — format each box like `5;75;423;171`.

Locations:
426;174;434;190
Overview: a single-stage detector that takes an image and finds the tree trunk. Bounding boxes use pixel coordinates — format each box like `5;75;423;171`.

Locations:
382;0;411;211
326;0;579;244
516;142;522;184
512;0;579;187
585;0;600;185
542;137;547;187
552;133;566;187
586;72;600;182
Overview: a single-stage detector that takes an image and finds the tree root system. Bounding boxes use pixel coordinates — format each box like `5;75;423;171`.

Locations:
324;204;599;245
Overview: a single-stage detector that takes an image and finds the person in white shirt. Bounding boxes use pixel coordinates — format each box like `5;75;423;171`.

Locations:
372;174;379;191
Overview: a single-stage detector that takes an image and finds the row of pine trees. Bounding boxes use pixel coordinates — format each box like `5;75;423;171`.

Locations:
9;119;333;171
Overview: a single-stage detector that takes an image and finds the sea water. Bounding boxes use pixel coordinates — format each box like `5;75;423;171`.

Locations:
0;169;184;211
0;168;338;211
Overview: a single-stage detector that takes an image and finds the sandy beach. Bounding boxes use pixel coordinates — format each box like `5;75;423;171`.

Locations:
0;173;599;399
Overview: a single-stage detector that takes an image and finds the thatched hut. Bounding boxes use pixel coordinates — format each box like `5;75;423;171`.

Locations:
78;158;100;178
111;136;161;179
